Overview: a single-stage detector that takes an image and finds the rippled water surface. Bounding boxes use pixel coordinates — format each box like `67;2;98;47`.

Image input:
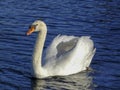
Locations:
0;0;120;90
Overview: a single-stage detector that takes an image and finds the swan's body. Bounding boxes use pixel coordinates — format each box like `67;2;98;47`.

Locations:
26;20;96;78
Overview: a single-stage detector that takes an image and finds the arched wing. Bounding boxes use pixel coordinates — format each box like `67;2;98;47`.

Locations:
44;35;95;74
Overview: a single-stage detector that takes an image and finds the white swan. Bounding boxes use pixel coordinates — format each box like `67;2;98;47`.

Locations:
26;20;96;78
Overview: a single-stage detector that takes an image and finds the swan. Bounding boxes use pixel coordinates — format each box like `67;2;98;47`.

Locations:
26;20;96;78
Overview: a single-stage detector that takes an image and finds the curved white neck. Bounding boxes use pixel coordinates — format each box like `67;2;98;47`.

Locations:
32;28;47;77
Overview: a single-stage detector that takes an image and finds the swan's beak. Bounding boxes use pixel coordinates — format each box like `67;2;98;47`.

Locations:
26;26;35;35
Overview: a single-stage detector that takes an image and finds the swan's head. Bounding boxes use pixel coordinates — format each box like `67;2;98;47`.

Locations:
26;20;47;35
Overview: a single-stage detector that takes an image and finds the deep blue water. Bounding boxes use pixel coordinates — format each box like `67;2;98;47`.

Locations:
0;0;120;90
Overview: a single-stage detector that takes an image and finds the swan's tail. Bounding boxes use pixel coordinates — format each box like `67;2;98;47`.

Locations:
75;36;96;71
85;48;96;68
82;37;96;70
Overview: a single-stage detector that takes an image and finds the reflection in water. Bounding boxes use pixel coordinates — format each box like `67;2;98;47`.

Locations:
32;71;94;90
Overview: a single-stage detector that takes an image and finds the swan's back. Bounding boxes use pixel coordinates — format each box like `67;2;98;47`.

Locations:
44;35;96;76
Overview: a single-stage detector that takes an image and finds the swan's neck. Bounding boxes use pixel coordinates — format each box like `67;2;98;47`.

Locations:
32;28;47;77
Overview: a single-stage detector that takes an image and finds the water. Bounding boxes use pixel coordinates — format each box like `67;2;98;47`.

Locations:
0;0;120;90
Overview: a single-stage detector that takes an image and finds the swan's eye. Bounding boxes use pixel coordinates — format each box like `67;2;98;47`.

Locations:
34;24;38;29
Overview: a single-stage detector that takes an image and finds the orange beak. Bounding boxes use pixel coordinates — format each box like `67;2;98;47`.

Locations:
26;26;35;36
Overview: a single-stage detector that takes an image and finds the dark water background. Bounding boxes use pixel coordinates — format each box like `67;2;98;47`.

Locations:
0;0;120;90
